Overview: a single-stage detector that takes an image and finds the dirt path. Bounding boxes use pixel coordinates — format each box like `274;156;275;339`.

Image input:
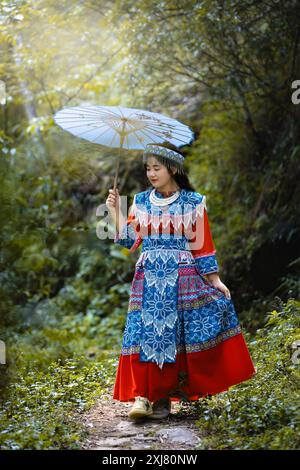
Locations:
77;386;204;451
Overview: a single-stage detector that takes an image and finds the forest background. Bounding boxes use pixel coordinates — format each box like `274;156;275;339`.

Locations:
0;0;299;450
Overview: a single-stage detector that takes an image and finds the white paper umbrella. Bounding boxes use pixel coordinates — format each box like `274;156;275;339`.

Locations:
53;104;194;190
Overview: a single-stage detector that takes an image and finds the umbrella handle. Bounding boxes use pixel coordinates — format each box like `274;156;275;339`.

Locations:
113;143;123;233
113;133;124;192
113;158;120;233
113;157;120;192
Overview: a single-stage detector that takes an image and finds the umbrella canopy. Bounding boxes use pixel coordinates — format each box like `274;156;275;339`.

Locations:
53;105;194;190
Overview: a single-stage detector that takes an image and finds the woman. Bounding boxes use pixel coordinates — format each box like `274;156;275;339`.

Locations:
106;141;256;421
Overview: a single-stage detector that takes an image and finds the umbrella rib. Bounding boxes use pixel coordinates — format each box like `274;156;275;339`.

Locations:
128;118;177;129
72;125;114;141
127;125;165;145
145;124;192;137
122;121;148;147
58;108;124;123
131;130;150;148
89;125;120;144
70;105;124;119
133;119;191;136
137;122;193;140
117;105;125;119
109;128;121;147
56;124;116;136
122;115;191;135
127;123;191;148
55;121;111;130
141;120;190;133
142;127;193;145
146;126;193;140
96;106;126;119
129;113;183;126
123;120;193;146
57;114;122;123
126;110;175;124
114;109;190;132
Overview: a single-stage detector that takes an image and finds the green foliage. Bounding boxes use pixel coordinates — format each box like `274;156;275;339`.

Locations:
0;251;129;450
1;297;299;450
0;352;117;450
193;299;300;450
0;0;299;451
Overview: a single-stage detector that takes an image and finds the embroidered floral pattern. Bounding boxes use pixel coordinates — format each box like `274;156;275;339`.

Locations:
194;253;219;275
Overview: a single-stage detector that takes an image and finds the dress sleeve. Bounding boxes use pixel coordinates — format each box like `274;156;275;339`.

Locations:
114;194;142;253
188;196;219;275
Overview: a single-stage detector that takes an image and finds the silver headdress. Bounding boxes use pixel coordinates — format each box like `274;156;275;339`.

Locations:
143;143;186;175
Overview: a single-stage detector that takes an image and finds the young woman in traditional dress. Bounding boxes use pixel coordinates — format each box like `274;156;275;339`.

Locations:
106;142;256;420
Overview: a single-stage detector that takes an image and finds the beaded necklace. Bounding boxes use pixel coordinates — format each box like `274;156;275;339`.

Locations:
149;188;181;207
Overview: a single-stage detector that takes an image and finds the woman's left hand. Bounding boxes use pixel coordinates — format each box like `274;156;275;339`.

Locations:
207;278;231;299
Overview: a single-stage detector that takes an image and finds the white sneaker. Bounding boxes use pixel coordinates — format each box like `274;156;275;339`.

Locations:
148;397;171;419
128;396;153;420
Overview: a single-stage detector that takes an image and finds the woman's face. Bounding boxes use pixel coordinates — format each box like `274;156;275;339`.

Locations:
146;156;176;188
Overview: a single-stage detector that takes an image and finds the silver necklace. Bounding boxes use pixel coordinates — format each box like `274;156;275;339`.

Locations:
150;188;181;206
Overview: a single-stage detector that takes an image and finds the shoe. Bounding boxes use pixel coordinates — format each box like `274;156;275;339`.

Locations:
128;396;153;420
148;397;171;419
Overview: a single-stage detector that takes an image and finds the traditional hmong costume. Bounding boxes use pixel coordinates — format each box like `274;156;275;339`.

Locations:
112;144;256;403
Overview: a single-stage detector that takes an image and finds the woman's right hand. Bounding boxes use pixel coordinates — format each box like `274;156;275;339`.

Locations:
106;188;120;213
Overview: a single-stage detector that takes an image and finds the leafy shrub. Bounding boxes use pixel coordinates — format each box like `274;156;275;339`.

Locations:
193;298;300;450
0;353;117;450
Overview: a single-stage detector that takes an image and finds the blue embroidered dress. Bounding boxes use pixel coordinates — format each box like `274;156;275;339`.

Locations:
113;188;256;403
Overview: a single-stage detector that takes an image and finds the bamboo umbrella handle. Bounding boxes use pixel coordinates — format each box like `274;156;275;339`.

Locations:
113;137;124;234
114;125;125;191
113;156;120;192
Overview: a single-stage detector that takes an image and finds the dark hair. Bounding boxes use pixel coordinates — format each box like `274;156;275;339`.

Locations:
143;141;196;192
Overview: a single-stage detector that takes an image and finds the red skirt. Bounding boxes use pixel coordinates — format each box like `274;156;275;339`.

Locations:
113;332;256;403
